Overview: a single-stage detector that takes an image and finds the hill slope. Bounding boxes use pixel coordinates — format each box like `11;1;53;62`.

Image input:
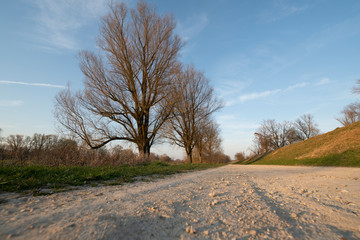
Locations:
250;121;360;167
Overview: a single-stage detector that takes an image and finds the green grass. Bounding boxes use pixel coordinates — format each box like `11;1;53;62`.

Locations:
0;162;223;194
250;149;360;167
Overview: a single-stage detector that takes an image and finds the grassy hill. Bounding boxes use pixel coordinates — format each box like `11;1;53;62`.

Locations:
244;121;360;167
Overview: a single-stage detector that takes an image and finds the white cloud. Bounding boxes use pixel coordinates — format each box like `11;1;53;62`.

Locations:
225;81;311;106
176;13;208;41
238;89;281;103
259;1;309;23
0;80;65;89
285;82;308;91
30;0;111;50
0;100;24;107
315;78;330;86
216;80;250;100
217;115;236;121
225;99;236;107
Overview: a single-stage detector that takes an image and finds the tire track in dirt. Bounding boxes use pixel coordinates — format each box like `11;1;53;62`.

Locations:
0;165;359;240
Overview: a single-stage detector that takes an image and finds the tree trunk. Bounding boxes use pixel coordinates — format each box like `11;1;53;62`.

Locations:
186;154;193;163
185;146;193;163
198;151;202;163
137;142;151;163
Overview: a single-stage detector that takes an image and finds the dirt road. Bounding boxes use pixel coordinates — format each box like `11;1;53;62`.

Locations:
1;165;359;239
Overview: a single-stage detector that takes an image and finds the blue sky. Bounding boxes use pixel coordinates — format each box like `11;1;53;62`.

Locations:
0;0;359;159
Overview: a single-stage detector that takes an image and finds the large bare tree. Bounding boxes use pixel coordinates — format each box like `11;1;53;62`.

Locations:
294;114;320;140
163;65;222;163
55;2;182;158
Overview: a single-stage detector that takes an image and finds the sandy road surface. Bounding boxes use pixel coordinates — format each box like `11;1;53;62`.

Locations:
0;165;359;240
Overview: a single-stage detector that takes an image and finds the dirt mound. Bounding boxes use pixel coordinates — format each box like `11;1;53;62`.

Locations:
258;121;360;164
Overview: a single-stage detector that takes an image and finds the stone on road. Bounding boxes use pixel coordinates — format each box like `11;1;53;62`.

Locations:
0;165;359;239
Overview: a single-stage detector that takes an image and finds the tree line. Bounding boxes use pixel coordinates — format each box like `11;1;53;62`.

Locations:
250;114;320;155
0;132;229;166
54;1;227;164
0;133;138;166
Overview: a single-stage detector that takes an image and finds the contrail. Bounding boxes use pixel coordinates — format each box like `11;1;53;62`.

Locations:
0;80;65;89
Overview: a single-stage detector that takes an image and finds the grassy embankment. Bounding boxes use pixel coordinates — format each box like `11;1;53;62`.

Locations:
0;162;223;195
238;121;360;167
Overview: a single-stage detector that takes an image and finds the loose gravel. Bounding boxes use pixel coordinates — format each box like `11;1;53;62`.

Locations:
0;165;359;240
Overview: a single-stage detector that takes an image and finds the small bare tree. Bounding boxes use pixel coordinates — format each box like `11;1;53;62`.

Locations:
30;134;50;152
6;135;31;164
194;119;223;163
164;65;222;163
294;114;320;140
352;79;360;95
336;102;360;126
252;132;271;154
55;2;182;158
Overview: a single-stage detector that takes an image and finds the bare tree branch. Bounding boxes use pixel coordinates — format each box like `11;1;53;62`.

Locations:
254;119;298;153
294;114;320;140
336;102;360;126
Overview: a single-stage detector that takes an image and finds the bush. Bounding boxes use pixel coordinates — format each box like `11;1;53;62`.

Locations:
1;134;141;166
235;152;246;162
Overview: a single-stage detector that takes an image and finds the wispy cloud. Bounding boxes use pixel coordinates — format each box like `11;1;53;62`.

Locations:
226;81;310;106
303;16;360;52
176;13;208;41
315;78;330;86
29;0;111;50
0;80;65;89
0;100;23;107
285;82;309;91
259;0;309;23
217;115;236;121
238;89;281;103
216;80;250;100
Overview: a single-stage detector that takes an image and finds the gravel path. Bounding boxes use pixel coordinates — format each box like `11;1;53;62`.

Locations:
1;165;359;240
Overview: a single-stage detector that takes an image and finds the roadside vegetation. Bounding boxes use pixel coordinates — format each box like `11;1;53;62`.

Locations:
0;162;223;194
0;132;228;195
